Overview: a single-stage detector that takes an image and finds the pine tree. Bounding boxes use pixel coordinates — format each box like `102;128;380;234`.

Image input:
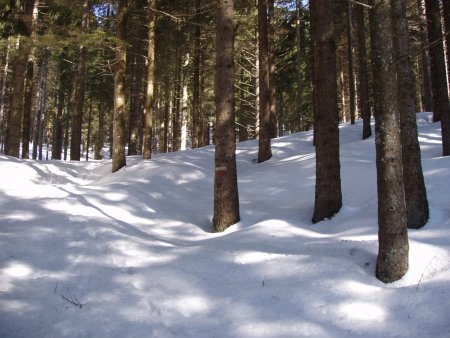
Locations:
213;0;240;232
112;0;130;173
370;0;409;283
310;0;342;223
142;0;156;160
257;0;272;163
392;0;429;229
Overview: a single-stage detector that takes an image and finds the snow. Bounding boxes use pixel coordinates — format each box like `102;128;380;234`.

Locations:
1;112;449;338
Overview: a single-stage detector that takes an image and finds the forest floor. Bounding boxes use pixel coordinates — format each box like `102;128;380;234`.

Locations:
1;112;449;338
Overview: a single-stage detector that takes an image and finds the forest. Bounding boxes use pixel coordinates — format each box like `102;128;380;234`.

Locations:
1;0;450;336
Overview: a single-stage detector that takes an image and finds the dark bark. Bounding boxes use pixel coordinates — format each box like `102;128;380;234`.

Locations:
393;0;429;229
347;1;356;125
32;50;49;161
418;0;433;112
94;103;105;160
354;1;371;139
268;0;277;138
112;0;130;173
143;0;156;159
296;0;304;131
192;0;201;149
213;0;240;232
70;0;90;161
442;0;450;96
370;0;409;283
172;45;182;152
4;0;35;157
425;0;450;156
310;0;342;223
257;0;272;163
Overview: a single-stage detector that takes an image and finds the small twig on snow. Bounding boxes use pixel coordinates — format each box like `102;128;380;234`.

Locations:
416;256;436;291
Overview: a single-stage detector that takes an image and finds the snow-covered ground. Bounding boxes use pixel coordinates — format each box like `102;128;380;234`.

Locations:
1;113;449;338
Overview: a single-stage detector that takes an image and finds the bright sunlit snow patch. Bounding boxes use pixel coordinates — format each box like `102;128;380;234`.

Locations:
3;262;33;278
336;302;386;323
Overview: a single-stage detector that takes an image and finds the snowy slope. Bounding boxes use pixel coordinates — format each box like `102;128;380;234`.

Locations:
1;113;449;338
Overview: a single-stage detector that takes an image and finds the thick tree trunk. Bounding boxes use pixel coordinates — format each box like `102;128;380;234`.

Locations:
142;0;156;159
354;1;371;139
213;0;240;232
70;0;90;161
442;0;450;96
257;0;272;163
370;0;409;283
310;0;342;223
425;0;450;155
393;0;429;229
112;0;130;173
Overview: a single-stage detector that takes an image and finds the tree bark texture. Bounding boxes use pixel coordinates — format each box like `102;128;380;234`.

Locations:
354;1;371;139
213;0;240;232
392;0;429;229
296;0;304;131
257;0;272;163
4;0;35;157
424;0;450;156
347;1;356;125
70;0;90;161
192;0;202;149
310;0;342;224
143;0;156;159
370;0;409;283
418;0;433;112
112;0;130;173
268;0;277;139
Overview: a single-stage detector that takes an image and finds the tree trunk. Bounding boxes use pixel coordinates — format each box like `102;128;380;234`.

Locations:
370;0;409;283
310;0;342;223
21;0;39;159
418;0;433;112
143;0;156;159
192;0;202;149
354;0;371;139
392;0;429;229
70;0;90;161
4;1;35;157
112;0;130;173
268;0;277;138
0;40;11;152
347;1;356;125
213;0;240;232
257;0;272;163
32;50;49;160
442;0;450;96
425;0;450;155
172;45;182;152
94;103;105;160
296;0;304;131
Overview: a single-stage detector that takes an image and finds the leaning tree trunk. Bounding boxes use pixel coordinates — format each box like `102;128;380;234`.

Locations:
70;0;90;161
213;0;240;232
370;0;409;283
257;0;272;163
142;0;156;159
112;0;130;173
392;0;429;229
310;0;342;223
